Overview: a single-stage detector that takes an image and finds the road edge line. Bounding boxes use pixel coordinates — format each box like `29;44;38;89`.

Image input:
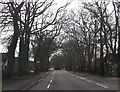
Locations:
22;72;51;91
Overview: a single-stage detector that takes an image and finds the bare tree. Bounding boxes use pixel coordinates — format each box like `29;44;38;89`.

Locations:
30;2;69;74
0;2;24;78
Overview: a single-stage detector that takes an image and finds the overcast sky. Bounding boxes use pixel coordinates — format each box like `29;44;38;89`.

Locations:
0;0;116;54
0;0;80;53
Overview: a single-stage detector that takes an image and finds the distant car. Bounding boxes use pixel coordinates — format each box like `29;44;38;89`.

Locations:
49;68;54;70
30;70;34;73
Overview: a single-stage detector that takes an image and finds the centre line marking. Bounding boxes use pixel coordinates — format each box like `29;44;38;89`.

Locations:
96;83;108;88
50;80;52;83
47;84;51;89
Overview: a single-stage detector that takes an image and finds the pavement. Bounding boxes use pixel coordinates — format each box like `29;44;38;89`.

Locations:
2;70;52;91
27;70;119;91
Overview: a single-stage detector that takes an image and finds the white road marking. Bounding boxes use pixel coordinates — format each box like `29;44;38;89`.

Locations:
96;83;108;88
47;84;51;89
50;80;53;83
80;77;86;80
68;72;108;89
86;79;93;83
76;75;93;83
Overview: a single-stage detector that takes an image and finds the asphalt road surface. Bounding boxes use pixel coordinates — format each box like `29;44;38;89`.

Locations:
28;70;118;90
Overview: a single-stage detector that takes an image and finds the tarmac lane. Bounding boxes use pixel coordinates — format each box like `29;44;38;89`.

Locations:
28;70;118;91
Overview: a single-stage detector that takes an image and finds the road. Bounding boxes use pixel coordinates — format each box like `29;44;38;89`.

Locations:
28;70;118;90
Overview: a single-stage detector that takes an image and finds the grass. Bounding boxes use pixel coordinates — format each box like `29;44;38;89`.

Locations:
2;80;16;88
38;72;46;75
83;72;106;77
2;75;33;88
11;75;33;80
76;71;119;79
2;72;46;88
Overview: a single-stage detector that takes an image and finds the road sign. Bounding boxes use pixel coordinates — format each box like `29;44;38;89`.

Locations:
36;60;40;63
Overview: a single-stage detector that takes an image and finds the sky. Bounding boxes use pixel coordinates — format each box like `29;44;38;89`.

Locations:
0;0;117;54
0;0;80;53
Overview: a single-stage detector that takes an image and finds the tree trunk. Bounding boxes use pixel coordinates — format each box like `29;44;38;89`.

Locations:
117;30;120;77
99;27;104;75
18;37;26;76
6;13;20;78
94;43;97;74
88;44;92;73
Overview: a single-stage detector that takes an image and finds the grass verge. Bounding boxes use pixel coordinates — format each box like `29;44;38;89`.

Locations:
2;72;46;88
2;75;33;88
